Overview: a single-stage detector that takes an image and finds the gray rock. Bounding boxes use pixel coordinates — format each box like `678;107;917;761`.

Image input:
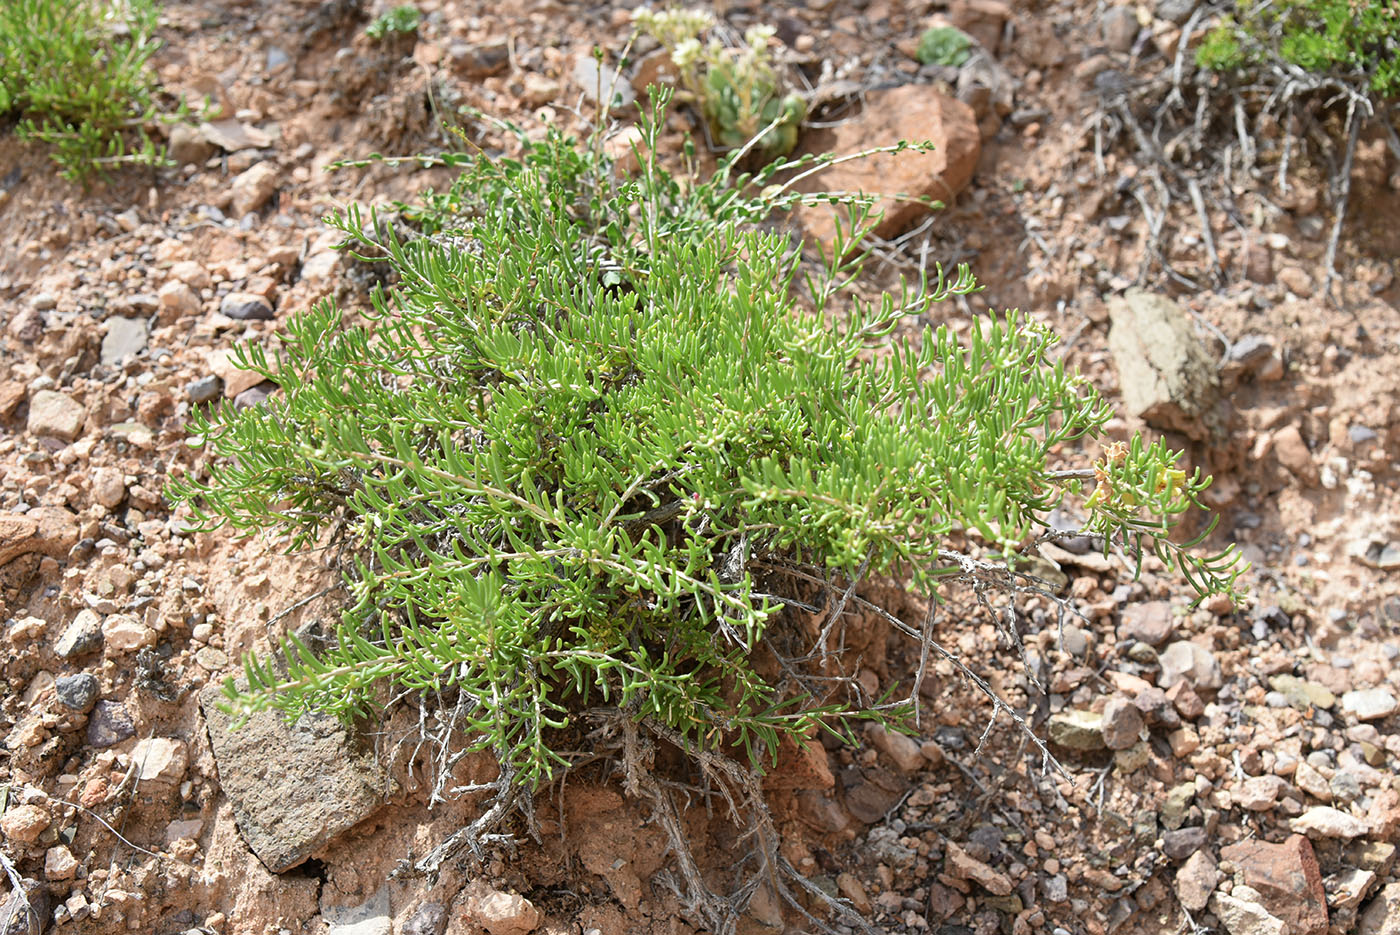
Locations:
168;123;216;165
324;886;391;935
1350;425;1379;444
447;38;509;78
100;317;149;365
1101;696;1144;750
1229;334;1275;369
1158;640;1223;693
1156;0;1198;25
0;877;48;935
54;673;99;713
1060;624;1092;658
187;375;224;404
1162;826;1207;860
233;381;277;410
1356;541;1400;571
1132;685;1180;728
54;610;104;659
572;54;635;109
1107;289;1222;441
1120;601;1175;646
400;902;447;935
200;680;390;872
86;700;134;748
219;292;274;320
1101;6;1139;52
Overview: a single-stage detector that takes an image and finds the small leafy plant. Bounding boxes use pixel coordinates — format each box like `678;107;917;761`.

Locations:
1197;0;1400;96
174;89;1243;923
365;5;420;41
0;0;171;183
632;6;806;157
915;26;973;67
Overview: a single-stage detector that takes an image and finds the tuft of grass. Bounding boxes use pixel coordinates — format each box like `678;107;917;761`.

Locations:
0;0;173;183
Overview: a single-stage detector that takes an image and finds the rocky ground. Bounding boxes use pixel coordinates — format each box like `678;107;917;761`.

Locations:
3;0;1400;934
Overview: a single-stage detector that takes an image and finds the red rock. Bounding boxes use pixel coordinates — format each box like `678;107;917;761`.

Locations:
763;734;834;790
947;0;1012;54
1220;834;1328;935
0;506;77;567
944;841;1012;896
796;86;980;247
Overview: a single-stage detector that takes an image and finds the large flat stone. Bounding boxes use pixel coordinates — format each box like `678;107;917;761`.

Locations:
795;85;980;247
200;681;389;872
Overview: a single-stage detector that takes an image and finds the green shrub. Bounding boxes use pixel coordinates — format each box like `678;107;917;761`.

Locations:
174;93;1243;800
0;0;170;182
365;5;420;41
632;7;806;157
1197;0;1400;96
915;26;973;67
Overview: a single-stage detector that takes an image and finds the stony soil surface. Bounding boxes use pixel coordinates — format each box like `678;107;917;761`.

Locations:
2;1;1400;935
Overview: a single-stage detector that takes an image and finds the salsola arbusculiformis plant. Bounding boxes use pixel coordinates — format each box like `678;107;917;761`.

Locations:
174;89;1245;931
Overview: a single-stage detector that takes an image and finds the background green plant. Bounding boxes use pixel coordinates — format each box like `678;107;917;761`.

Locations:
1197;0;1400;96
0;0;172;182
365;5;420;41
915;26;973;67
175;92;1242;809
632;7;806;157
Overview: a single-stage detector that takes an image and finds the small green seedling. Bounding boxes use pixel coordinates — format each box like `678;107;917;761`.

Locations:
915;26;973;67
365;5;421;41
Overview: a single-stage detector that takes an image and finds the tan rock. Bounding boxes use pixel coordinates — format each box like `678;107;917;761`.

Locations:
944;841;1012;895
0;507;78;567
1272;424;1318;485
0;803;50;844
101;614;156;655
45;845;78;881
168;260;211;289
27;389;86;441
90;467;127;510
230;161;279;217
866;722;926;772
158;280;202;318
1175;848;1219;911
208;347;268;397
460;880;540;935
132;738;189;784
1107;289;1222;442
